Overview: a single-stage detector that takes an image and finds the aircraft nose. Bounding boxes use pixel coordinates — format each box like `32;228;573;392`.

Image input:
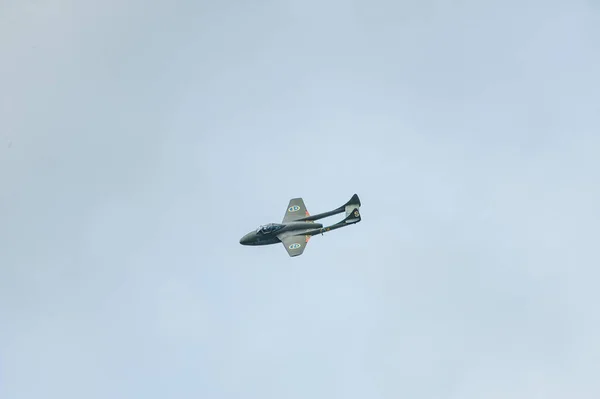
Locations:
239;234;250;245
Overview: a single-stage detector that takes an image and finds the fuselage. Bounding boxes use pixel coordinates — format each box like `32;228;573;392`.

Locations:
239;221;323;246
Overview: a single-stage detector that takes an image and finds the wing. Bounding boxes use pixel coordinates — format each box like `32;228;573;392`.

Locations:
280;235;310;257
282;197;310;223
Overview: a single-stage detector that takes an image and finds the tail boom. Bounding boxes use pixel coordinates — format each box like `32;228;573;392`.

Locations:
295;194;361;222
304;206;361;237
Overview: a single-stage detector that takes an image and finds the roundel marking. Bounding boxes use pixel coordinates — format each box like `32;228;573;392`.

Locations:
353;210;360;217
289;243;301;249
288;205;301;212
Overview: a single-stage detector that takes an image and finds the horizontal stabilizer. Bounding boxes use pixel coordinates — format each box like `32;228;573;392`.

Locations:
344;194;361;218
344;207;361;224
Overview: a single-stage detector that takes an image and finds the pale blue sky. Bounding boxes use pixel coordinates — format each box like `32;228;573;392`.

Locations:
1;0;599;398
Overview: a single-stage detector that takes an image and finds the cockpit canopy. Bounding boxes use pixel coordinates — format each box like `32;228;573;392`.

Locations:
256;223;284;235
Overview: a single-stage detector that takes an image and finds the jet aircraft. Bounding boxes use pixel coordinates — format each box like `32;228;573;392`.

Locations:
239;194;362;257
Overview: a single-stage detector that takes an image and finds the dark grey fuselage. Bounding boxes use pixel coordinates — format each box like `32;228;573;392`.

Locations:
239;222;322;246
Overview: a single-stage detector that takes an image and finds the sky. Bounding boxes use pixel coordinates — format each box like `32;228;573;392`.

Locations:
1;0;599;398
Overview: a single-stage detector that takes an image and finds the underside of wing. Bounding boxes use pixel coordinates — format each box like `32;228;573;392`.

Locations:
280;235;310;257
282;198;310;223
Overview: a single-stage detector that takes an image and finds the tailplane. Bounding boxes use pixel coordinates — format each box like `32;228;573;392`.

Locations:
343;193;361;218
343;206;361;224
